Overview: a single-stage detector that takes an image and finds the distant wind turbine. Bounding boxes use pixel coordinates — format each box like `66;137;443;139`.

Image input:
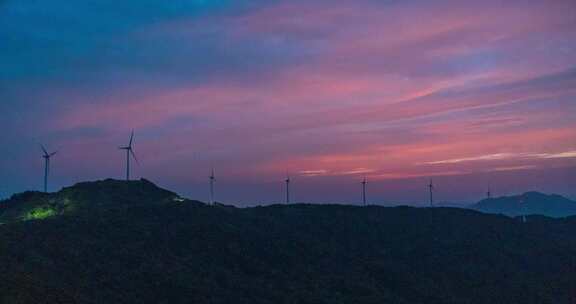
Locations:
428;179;434;207
41;145;57;193
486;185;492;199
361;177;367;206
520;195;527;223
119;131;138;181
209;167;215;205
285;174;291;204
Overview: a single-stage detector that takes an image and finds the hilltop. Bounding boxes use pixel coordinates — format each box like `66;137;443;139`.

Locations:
1;180;576;303
0;179;189;223
472;191;576;218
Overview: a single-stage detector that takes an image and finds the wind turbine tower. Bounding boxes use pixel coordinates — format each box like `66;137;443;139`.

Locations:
285;174;291;204
520;195;527;223
428;179;434;207
209;167;216;205
361;177;367;206
41;145;57;193
119;131;138;181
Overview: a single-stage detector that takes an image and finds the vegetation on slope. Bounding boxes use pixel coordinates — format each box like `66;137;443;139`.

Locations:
1;180;575;304
0;179;180;223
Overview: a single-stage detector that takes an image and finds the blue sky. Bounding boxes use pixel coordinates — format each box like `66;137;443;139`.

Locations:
1;0;575;204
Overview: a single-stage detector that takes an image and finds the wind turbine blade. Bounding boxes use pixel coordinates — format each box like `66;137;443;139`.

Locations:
130;149;139;165
50;151;58;157
129;130;134;147
40;145;48;155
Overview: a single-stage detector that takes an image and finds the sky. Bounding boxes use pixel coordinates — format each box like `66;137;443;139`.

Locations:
1;0;575;206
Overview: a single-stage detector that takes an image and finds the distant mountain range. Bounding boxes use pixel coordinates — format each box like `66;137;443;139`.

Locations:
471;191;576;218
1;180;576;303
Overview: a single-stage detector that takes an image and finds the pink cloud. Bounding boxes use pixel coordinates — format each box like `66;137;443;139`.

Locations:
39;0;576;192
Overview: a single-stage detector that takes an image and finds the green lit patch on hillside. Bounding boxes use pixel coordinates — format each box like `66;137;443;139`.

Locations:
23;206;57;221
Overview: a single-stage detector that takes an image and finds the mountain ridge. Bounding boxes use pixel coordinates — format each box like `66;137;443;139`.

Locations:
1;180;576;303
471;191;576;218
3;180;576;223
0;178;187;223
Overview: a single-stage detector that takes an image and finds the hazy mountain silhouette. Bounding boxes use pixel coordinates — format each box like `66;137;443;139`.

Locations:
1;180;576;303
472;192;576;218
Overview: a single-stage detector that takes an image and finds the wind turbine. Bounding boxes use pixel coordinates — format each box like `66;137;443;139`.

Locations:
119;131;138;181
209;167;216;205
428;179;434;207
519;195;527;223
41;145;57;193
361;177;367;206
486;185;492;199
285;173;291;204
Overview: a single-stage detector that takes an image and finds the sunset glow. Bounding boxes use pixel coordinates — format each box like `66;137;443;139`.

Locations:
1;0;575;204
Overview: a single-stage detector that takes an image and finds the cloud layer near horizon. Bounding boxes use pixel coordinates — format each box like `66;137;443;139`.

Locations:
1;0;575;203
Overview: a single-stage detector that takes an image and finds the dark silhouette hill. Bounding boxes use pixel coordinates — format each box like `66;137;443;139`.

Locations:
1;180;576;304
472;192;576;218
0;179;184;223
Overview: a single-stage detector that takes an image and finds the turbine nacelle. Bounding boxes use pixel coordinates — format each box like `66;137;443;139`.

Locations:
41;145;57;159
